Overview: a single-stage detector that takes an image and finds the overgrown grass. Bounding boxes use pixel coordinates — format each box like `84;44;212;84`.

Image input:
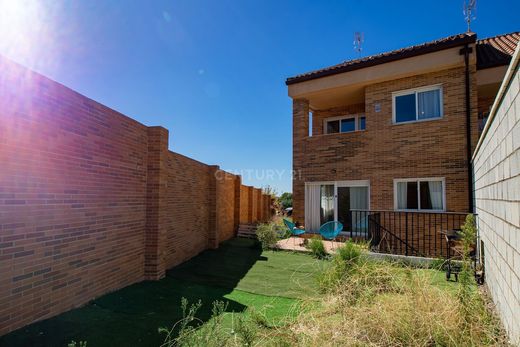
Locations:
168;241;508;347
289;259;507;346
307;236;327;259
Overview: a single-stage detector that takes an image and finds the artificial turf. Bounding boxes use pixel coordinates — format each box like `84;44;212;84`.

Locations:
0;238;326;347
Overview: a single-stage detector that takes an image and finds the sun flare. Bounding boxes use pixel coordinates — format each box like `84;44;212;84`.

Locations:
0;0;52;65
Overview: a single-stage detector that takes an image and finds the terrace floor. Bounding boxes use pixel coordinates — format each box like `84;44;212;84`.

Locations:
276;236;343;253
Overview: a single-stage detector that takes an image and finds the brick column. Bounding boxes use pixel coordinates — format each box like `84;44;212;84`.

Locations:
256;188;262;222
208;165;219;249
233;175;241;235
260;194;264;222
144;126;169;280
260;193;266;222
293;98;309;224
248;186;254;223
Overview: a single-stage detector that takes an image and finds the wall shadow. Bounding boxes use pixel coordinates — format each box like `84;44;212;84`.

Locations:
0;238;264;347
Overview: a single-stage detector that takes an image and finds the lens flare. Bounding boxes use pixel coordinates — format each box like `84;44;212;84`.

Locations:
0;0;55;68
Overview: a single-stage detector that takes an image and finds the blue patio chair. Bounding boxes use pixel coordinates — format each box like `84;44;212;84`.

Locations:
283;219;305;248
319;221;343;250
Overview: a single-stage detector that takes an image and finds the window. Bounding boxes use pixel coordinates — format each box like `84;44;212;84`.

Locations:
393;85;442;123
324;115;366;134
394;178;445;211
358;116;366;130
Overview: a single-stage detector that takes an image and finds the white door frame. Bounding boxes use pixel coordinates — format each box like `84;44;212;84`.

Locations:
305;180;370;227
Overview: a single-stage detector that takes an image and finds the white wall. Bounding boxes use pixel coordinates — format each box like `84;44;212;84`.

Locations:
473;46;520;344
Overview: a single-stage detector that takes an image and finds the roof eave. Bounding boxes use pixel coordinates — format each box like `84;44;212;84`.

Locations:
477;60;512;70
285;34;476;86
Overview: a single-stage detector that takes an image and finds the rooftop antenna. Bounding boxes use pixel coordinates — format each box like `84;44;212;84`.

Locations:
463;0;477;32
353;32;364;58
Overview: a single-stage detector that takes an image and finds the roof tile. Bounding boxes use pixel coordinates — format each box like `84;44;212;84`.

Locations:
286;31;520;85
476;32;520;69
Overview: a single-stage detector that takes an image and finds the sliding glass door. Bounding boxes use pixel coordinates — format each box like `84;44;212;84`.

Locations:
305;181;369;233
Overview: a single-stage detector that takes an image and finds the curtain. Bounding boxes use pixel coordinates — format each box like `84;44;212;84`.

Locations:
305;184;321;232
397;182;408;209
350;187;368;233
320;185;335;225
428;181;443;210
417;89;441;119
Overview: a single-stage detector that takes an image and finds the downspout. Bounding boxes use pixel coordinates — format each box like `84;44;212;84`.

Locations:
461;44;474;213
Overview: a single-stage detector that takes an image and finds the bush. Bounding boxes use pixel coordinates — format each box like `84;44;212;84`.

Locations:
278;192;292;210
336;241;362;263
256;222;279;250
317;241;366;292
159;298;230;347
159;299;273;347
307;236;327;259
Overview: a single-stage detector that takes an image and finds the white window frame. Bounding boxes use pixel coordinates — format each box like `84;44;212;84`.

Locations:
393;177;446;212
323;114;366;134
392;84;443;124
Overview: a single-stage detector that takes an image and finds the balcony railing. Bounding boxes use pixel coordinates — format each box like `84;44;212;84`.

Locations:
349;210;471;258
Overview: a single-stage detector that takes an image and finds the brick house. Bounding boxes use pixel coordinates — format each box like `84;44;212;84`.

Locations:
286;32;519;239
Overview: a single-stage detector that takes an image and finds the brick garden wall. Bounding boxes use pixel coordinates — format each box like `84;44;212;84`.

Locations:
215;170;239;244
239;185;250;224
164;152;212;269
0;56;272;335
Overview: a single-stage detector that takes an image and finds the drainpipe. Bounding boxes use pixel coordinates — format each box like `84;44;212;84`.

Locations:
461;43;474;213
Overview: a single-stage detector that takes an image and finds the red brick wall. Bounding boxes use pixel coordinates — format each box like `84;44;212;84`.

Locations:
0;56;273;336
0;57;149;334
215;170;238;243
251;189;258;222
164;152;212;269
239;185;250;224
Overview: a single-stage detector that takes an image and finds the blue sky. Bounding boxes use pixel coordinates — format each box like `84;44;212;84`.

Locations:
0;0;518;194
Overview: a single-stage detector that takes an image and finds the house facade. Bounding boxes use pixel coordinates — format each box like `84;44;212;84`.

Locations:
287;32;519;235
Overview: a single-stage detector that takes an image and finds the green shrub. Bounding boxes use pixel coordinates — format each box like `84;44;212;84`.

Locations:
159;298;230;347
336;241;362;263
317;256;347;292
307;236;327;259
317;241;366;292
256;222;279;250
160;299;268;347
235;314;257;346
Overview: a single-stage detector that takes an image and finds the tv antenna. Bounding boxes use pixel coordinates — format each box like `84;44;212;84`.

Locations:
463;0;477;32
353;32;364;57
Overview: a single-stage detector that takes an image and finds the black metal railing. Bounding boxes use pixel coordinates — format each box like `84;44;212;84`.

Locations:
349;210;471;258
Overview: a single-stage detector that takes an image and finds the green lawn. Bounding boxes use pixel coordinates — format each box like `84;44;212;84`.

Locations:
0;238;327;347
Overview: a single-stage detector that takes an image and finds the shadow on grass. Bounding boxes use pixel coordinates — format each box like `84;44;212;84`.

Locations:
0;238;264;347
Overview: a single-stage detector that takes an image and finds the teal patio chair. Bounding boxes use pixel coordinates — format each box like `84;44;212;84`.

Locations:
283;219;305;248
319;221;343;251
